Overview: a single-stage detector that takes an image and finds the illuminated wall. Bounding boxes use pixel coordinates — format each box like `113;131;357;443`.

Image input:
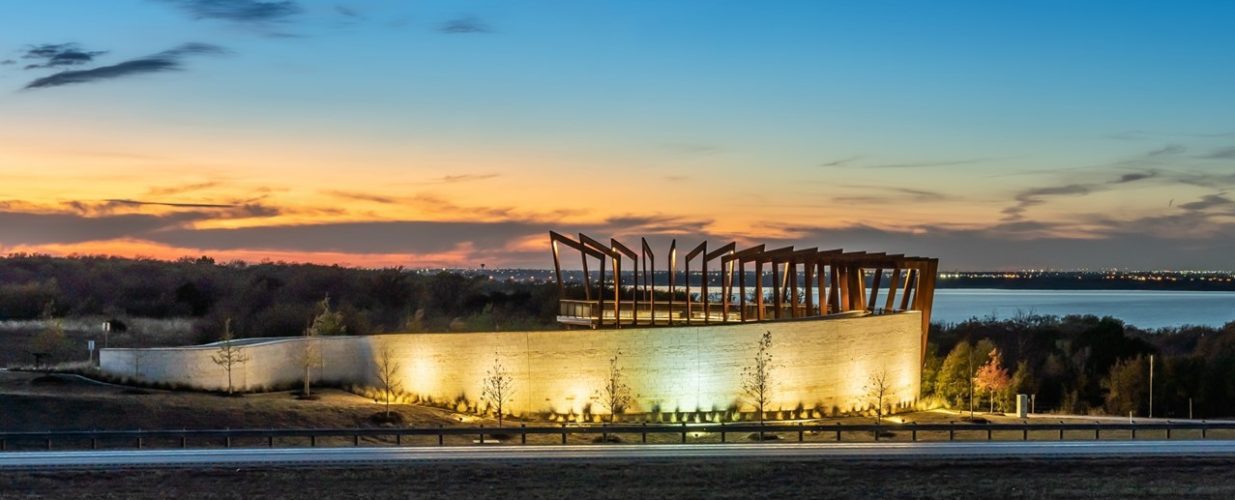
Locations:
100;312;922;418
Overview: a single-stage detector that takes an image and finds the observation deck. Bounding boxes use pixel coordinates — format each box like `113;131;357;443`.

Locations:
549;232;939;337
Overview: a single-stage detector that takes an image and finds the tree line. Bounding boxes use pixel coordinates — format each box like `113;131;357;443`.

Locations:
924;314;1235;418
0;254;562;343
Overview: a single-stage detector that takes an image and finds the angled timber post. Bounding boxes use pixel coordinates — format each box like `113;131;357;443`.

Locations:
683;241;707;325
641;238;656;325
612;239;638;326
667;240;677;325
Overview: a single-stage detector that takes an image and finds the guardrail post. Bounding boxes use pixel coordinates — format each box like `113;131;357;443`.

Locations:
948;421;954;441
180;436;186;448
911;423;917;442
798;423;804;442
396;433;402;446
1202;422;1207;439
224;436;230;448
1058;421;1064;441
561;423;567;444
138;436;144;449
1022;422;1028;441
874;425;880;442
602;423;608;443
438;425;444;446
93;437;99;449
1095;425;1100;440
521;424;526;445
354;433;360;447
682;422;687;444
1;439;5;451
46;437;52;450
987;428;992;441
1131;425;1136;439
641;422;647;443
721;422;726;443
1166;425;1171;440
478;425;484;445
836;422;842;442
268;435;274;448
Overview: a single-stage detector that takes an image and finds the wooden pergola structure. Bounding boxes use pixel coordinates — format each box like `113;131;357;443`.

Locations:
550;232;939;355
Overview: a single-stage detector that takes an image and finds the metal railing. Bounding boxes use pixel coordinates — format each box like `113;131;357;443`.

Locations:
1;420;1231;452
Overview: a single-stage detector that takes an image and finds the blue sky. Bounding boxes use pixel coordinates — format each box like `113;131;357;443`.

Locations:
1;1;1234;269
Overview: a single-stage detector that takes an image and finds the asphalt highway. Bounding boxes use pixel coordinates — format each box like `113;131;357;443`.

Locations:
4;441;1235;470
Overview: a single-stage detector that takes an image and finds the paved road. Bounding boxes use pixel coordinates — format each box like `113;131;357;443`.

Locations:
4;441;1235;470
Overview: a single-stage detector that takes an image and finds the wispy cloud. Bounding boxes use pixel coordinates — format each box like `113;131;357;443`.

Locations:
861;158;995;169
1146;144;1186;157
22;43;225;90
146;181;221;197
1001;171;1159;221
159;0;302;23
439;16;492;34
1201;146;1235;160
832;184;950;204
20;43;107;70
439;173;499;183
818;155;862;167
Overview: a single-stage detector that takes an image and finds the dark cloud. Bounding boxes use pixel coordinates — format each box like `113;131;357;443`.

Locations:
159;0;301;23
1146;144;1185;157
1201;146;1235;160
0;59;15;65
21;43;106;70
23;43;225;90
0;211;186;246
1002;183;1090;220
1176;194;1235;212
439;16;492;34
103;199;235;209
1002;171;1159;221
1114;171;1157;183
60;198;279;220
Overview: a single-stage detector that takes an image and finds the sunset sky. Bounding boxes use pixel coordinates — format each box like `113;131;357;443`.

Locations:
2;1;1235;270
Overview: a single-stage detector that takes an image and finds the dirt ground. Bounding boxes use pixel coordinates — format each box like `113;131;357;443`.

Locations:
4;457;1235;499
0;371;492;433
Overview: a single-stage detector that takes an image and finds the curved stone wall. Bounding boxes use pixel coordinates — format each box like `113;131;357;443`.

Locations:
100;311;922;418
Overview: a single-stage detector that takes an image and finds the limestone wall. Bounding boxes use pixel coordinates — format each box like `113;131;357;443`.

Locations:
99;312;922;417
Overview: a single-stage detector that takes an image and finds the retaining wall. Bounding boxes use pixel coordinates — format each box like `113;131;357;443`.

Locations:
99;312;922;418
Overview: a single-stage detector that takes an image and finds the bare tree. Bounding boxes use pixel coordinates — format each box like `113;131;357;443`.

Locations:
865;368;891;424
595;350;633;423
374;341;402;418
299;320;322;398
210;319;250;395
741;331;775;423
481;354;515;427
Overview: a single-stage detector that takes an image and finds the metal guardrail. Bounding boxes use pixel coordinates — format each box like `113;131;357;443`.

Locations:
0;420;1230;451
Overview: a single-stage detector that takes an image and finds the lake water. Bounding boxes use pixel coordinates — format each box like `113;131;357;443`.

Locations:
656;285;1235;329
932;289;1235;329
